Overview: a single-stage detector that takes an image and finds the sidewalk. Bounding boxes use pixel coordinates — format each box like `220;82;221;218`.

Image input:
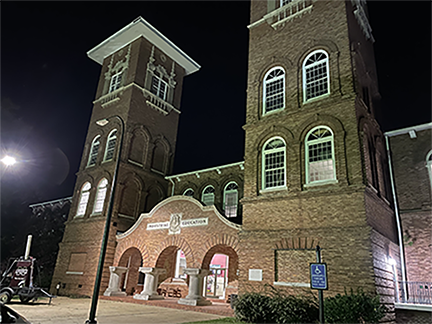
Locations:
8;296;231;324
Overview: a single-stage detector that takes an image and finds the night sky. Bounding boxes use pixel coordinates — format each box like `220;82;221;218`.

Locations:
1;1;431;211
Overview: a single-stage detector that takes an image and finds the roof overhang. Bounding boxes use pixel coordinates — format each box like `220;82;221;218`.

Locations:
87;16;200;75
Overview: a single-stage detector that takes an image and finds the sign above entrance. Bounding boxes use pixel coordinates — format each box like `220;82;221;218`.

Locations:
146;214;208;234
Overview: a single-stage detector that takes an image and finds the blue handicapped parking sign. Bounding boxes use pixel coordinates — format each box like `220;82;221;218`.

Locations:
310;263;328;290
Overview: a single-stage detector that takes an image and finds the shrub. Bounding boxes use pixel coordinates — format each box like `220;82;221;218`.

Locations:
324;288;387;323
234;287;318;323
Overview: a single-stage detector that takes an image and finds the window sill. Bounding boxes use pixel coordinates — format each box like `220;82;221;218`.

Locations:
66;271;84;275
274;281;310;288
260;186;287;194
74;215;84;218
303;93;330;105
91;212;102;217
262;107;285;117
304;179;338;188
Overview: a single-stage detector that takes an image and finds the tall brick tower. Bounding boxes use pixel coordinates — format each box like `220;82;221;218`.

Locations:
51;17;200;296
239;0;399;310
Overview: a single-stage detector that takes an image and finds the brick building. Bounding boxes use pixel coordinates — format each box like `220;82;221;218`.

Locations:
50;0;428;316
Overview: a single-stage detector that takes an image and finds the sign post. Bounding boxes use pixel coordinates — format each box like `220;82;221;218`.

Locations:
310;245;327;324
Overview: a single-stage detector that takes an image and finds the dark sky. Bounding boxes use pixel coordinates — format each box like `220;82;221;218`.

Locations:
1;1;431;207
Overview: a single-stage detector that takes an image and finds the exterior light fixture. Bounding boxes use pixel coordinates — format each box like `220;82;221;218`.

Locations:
1;155;17;166
388;257;396;266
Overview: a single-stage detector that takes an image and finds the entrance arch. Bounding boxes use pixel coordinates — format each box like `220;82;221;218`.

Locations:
118;247;142;295
202;245;238;299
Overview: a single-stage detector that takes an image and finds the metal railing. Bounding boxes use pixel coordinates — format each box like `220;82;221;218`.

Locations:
395;281;432;305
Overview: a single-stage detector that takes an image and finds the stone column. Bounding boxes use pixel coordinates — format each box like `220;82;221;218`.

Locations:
178;268;212;306
133;267;166;300
103;266;128;296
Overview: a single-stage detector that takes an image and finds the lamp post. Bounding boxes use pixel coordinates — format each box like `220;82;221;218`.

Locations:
86;116;125;324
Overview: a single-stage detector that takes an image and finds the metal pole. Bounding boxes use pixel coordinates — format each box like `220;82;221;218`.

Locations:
86;116;125;324
316;245;324;324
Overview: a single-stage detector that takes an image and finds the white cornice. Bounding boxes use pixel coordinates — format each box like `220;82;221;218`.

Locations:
165;161;244;180
87;16;200;76
384;122;432;137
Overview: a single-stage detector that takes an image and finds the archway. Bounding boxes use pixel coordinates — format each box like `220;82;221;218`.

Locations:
202;245;238;300
118;247;142;295
155;246;189;298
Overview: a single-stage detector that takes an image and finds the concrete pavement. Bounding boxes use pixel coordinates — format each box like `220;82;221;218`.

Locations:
8;297;228;324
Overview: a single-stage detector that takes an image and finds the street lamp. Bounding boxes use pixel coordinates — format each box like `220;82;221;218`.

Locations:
1;155;17;166
86;116;125;324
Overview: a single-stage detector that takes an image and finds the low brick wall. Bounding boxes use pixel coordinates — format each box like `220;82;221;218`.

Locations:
396;308;432;324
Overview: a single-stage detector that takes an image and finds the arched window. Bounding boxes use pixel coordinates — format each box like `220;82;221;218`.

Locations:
93;178;108;214
262;137;286;189
151;74;168;100
87;136;101;167
109;71;123;93
183;188;194;197
103;129;117;162
305;126;336;184
303;50;330;102
76;182;91;217
263;67;285;114
224;182;239;217
202;185;215;206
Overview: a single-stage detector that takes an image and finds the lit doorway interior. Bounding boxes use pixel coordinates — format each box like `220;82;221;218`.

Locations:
205;254;229;299
175;249;187;279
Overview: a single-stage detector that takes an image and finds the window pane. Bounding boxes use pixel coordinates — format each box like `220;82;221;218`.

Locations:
104;131;117;162
264;68;285;114
304;52;329;101
225;191;238;217
77;191;90;216
88;139;100;166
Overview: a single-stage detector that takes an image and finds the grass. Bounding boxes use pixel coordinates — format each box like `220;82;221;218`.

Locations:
182;317;245;324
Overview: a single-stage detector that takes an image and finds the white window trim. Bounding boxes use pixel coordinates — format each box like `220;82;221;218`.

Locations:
302;49;330;103
305;126;337;185
87;135;101;167
103;129;118;162
92;178;108;215
76;182;91;217
263;66;286;115
183;188;194;197
109;71;123;93
223;182;239;217
201;185;215;206
262;137;287;190
151;74;168;101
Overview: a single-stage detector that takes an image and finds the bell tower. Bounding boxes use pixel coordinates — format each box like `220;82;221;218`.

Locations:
51;17;200;296
240;0;399;310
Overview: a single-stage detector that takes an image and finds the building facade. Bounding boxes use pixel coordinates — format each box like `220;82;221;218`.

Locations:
51;1;422;317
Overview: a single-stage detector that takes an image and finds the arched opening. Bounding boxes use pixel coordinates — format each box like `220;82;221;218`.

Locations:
202;245;238;300
118;247;142;295
155;246;188;298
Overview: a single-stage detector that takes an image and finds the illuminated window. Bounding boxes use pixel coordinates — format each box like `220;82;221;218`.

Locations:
151;74;168;100
93;178;108;214
76;182;91;217
303;50;330;102
183;188;194;197
263;67;285;114
262;137;286;189
103;129;117;162
175;250;187;279
224;182;238;217
305;126;336;184
87;136;100;167
109;72;122;93
202;186;215;206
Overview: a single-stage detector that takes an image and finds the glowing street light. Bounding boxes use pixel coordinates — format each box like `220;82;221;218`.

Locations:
1;155;17;166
